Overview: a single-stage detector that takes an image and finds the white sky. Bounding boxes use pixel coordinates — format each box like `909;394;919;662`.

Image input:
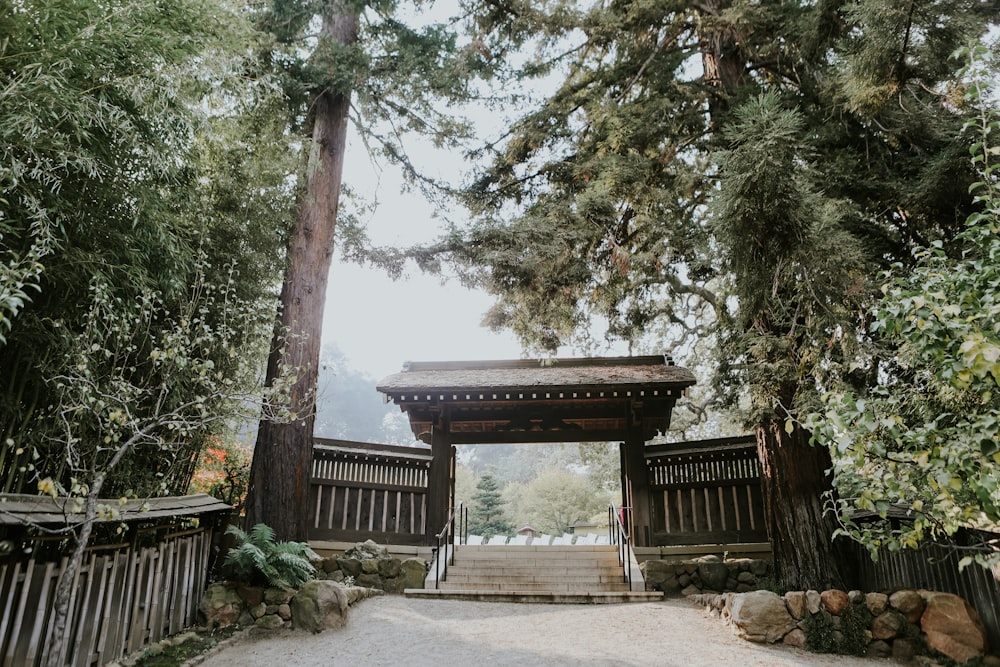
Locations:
320;130;524;380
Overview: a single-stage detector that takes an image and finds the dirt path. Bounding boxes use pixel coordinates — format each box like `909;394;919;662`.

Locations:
199;596;883;666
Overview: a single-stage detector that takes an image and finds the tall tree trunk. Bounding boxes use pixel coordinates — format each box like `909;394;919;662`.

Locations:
756;419;850;591
245;4;360;542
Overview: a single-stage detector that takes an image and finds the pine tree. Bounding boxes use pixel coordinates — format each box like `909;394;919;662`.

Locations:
428;0;998;589
243;0;494;540
468;474;513;539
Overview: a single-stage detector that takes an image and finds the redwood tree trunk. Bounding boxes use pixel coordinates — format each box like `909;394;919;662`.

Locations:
756;419;849;591
245;5;360;542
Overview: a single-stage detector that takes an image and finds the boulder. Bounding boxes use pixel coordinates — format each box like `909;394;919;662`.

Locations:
321;557;341;574
749;560;770;577
199;583;244;628
255;614;284;630
235;584;264;607
871;610;905;640
727;590;797;643
892;638;919;662
737;571;755;584
291;580;350;633
821;589;850;615
784;591;807;620
248;602;266;620
698;561;730;592
805;590;822;615
920;591;988;664
681;584;701;597
782;628;807;648
865;592;888;616
336;558;363;577
344;540;389;560
401;558;428;590
378;558;402;579
361;558;380;574
264;588;295;605
866;640;891;658
889;589;925;623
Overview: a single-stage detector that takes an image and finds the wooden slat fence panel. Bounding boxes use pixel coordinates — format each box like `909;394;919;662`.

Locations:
646;437;767;546
850;540;1000;649
309;441;430;544
0;527;216;667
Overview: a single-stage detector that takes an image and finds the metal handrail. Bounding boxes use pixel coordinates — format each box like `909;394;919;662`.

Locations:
609;504;632;590
433;502;463;589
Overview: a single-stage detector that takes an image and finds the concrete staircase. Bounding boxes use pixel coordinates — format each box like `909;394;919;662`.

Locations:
406;544;662;603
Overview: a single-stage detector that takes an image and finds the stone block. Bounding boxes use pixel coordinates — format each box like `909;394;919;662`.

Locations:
891;638;919;662
400;558;427;590
821;589;850;615
698;561;730;591
277;603;292;621
361;559;380;574
378;558;402;579
871;610;905;640
865;592;888;616
291;580;350;633
889;589;925;623
805;590;822;615
336;558;362;577
783;628;807;648
264;588;295;605
784;592;807;620
866;640;891;658
255;614;284;630
248;602;266;620
920;591;988;664
727;590;797;643
200;583;245;628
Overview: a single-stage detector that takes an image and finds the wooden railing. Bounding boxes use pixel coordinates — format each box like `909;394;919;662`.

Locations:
0;526;215;667
646;436;767;546
309;438;431;546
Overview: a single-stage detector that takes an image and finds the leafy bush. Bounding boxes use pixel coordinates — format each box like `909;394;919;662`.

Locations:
223;523;318;589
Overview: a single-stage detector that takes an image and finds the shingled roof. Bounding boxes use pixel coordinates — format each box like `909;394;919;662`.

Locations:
377;355;696;396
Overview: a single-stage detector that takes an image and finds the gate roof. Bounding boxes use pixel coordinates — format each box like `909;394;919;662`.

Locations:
377;355;695;444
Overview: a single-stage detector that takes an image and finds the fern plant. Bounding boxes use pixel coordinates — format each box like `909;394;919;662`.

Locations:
223;523;319;589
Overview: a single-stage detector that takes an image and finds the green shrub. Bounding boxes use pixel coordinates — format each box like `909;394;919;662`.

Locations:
223;523;318;589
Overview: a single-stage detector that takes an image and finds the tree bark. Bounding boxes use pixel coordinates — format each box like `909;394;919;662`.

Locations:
245;4;360;542
756;419;851;591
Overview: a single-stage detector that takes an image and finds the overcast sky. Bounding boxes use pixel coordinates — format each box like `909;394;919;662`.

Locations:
320;127;524;381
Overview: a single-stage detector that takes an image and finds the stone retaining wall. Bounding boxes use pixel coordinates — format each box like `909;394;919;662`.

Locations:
641;555;771;596
314;540;428;593
692;588;997;665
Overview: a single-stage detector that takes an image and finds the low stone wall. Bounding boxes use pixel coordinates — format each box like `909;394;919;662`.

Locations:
692;588;997;665
200;579;381;631
641;555;771;595
315;540;428;593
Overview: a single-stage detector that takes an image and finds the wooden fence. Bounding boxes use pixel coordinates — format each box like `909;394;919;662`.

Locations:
646;436;767;546
0;526;215;667
309;438;431;546
850;538;1000;649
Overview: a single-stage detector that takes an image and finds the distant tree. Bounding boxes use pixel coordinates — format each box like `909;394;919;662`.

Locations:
468;473;513;539
518;468;610;536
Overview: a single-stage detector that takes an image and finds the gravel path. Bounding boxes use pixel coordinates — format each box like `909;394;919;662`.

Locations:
200;596;883;667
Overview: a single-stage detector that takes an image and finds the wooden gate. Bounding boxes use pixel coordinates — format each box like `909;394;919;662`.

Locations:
309;438;431;546
646;436;767;546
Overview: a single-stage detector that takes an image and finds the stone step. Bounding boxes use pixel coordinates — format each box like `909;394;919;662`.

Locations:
454;545;619;556
447;560;622;571
437;581;630;592
452;556;622;566
404;589;663;604
448;563;622;576
444;573;627;585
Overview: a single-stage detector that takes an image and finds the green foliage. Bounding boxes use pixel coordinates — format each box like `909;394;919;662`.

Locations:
467;473;513;538
809;47;1000;569
0;0;294;497
223;523;319;590
516;467;610;536
803;604;872;656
